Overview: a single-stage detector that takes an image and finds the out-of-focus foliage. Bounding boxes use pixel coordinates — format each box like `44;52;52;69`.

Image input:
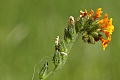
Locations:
0;0;119;80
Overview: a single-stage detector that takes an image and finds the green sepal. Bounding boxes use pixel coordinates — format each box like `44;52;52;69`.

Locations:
75;17;85;33
64;28;72;43
58;41;67;52
82;31;89;43
68;24;76;40
88;35;95;44
39;61;48;80
84;17;94;29
52;50;62;68
82;31;95;44
64;23;76;43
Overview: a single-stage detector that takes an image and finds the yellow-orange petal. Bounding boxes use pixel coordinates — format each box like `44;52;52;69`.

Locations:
100;37;110;50
94;8;103;20
107;18;113;26
98;14;108;26
101;30;110;37
102;40;109;50
106;18;114;34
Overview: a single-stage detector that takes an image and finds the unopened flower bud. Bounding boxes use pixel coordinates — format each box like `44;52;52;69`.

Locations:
55;36;59;46
69;16;74;24
39;61;48;79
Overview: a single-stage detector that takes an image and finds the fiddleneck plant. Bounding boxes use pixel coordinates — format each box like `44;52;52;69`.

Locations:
34;8;114;80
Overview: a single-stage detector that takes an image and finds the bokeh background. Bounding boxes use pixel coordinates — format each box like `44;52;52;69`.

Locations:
0;0;120;80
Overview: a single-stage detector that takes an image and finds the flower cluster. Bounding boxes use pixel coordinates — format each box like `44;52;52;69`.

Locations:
77;8;114;50
98;14;114;50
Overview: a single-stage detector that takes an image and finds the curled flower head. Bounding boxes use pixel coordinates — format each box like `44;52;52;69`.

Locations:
77;8;114;50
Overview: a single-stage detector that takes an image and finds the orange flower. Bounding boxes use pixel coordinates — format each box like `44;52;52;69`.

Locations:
100;37;110;50
94;8;102;20
98;14;108;26
98;13;114;50
101;18;114;38
80;9;87;17
89;9;94;17
101;30;111;40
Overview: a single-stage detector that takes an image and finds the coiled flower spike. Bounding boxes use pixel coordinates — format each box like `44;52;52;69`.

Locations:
37;8;115;80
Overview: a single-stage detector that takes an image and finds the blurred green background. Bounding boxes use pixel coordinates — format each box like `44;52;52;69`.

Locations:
0;0;120;80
